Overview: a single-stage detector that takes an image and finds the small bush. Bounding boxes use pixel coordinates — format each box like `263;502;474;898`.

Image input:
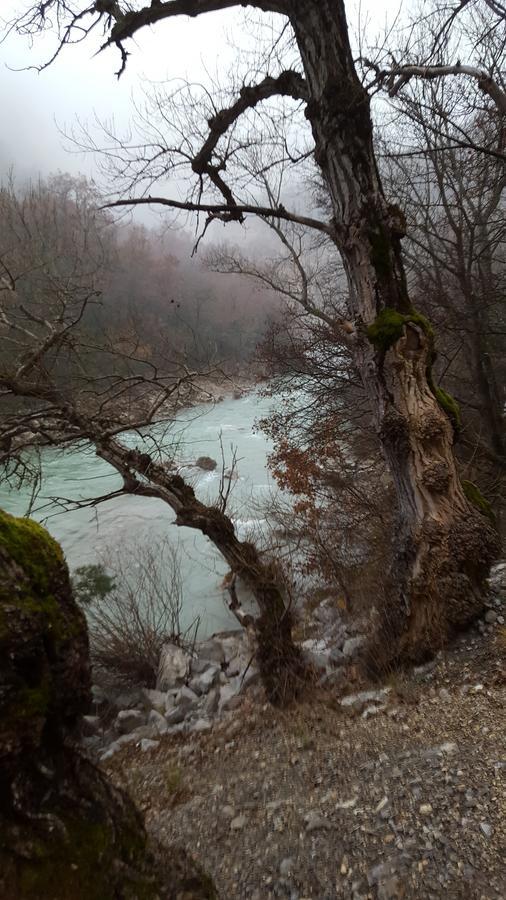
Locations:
74;538;199;688
72;564;116;606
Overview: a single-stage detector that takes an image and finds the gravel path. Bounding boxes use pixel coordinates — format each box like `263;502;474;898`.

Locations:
104;630;505;899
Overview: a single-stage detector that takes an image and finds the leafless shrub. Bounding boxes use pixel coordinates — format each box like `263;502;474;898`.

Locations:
81;537;199;689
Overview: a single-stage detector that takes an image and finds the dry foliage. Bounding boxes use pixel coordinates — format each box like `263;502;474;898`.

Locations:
82;537;199;688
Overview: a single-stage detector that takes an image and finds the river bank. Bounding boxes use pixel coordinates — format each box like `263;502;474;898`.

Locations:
100;570;506;899
0;380;276;638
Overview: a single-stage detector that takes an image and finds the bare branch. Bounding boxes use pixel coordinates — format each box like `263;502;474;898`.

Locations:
377;63;506;116
191;70;307;211
103;195;334;235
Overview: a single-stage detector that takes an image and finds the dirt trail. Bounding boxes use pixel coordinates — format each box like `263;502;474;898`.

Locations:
105;630;505;900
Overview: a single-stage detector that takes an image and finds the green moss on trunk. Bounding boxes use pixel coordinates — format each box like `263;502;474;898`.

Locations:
367;309;461;434
461;480;495;523
433;387;461;430
367;307;434;354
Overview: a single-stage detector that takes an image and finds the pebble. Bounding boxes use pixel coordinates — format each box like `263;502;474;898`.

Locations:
304;812;331;831
375;796;389;815
378;876;404;900
438;741;458;754
336;797;357;809
480;822;493;838
230;814;247;831
419;803;433;815
279;858;295;876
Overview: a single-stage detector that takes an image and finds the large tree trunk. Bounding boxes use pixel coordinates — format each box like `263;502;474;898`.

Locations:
290;0;499;668
98;442;306;705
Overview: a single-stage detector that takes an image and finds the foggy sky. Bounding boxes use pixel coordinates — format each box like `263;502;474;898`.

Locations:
1;0;403;238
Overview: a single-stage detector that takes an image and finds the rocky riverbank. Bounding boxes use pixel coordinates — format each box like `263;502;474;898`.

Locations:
97;568;505;899
81;629;262;762
10;372;255;451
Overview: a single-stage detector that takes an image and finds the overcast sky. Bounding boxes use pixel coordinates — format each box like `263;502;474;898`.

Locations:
1;0;402;238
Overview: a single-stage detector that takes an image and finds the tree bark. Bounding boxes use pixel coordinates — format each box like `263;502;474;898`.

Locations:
289;0;499;668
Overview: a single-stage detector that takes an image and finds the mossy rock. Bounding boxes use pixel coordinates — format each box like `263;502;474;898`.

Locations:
0;749;217;900
0;508;217;900
0;509;91;762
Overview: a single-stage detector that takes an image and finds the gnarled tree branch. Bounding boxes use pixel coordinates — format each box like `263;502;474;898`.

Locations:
103;195;334;235
364;60;506;117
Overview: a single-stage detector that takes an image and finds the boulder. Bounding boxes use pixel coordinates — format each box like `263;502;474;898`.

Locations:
165;691;177;712
175;685;199;714
220;632;250;666
190;657;216;676
165;706;187;726
342;635;365;659
489;561;506;594
313;600;341;627
111;687;144;710
100;732;141;760
81;715;101;737
141;688;168;713
196;637;227;665
302;637;327;653
204;687;220;717
148;709;168;736
301;638;331;672
90;683;108;712
218;678;242;713
190;665;221;696
141;738;160;753
115;709;146;735
340;688;390;715
190;719;212;734
221;694;243;713
195;456;217;471
157;643;191;691
329;647;346;667
0;509;216;899
317;669;347;690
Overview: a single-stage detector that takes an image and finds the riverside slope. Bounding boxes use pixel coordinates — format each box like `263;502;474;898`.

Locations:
101;572;505;900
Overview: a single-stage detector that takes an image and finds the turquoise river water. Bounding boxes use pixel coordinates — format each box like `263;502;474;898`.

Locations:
0;391;277;636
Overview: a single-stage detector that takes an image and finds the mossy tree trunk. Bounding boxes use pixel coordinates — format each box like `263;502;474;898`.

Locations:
290;0;499;666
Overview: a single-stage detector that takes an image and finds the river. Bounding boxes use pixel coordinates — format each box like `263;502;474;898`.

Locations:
0;390;278;636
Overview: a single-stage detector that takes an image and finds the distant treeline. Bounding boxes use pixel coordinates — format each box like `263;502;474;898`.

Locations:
0;173;281;379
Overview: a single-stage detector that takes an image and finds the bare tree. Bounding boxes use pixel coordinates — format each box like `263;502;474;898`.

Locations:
386;112;504;469
6;0;503;670
371;2;505;517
